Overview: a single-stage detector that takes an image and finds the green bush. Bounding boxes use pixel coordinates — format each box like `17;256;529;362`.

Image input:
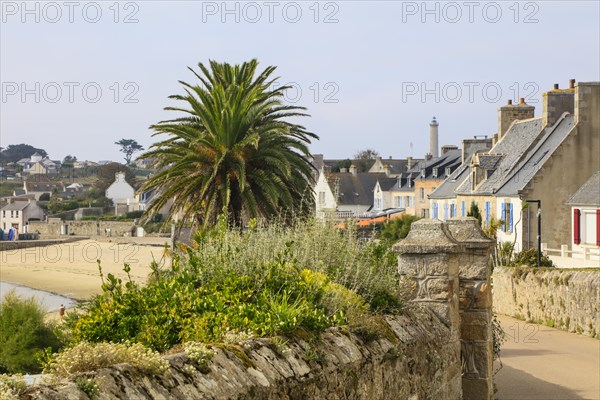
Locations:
378;215;420;242
64;218;403;351
510;248;555;268
125;210;144;219
0;292;62;373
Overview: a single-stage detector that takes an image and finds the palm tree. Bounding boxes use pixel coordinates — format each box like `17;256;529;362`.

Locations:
139;59;318;228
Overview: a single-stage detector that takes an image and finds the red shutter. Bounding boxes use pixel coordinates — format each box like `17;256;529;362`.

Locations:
596;209;600;246
573;208;581;245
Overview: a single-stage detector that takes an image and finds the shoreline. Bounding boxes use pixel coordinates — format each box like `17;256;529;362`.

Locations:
0;239;168;302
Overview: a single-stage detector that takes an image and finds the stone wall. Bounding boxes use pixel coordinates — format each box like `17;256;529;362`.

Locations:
24;309;461;400
29;220;136;238
493;267;599;338
22;218;494;400
395;218;494;400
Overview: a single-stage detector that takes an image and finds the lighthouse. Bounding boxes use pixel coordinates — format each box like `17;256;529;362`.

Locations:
429;117;439;158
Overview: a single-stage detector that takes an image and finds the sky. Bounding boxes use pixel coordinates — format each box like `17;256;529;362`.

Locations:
1;1;599;163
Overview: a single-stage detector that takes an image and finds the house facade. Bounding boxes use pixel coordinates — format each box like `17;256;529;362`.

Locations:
567;171;600;254
0;197;45;232
105;172;135;204
428;80;600;252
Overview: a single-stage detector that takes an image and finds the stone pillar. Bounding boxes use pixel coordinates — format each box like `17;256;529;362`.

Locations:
394;219;462;399
446;218;494;400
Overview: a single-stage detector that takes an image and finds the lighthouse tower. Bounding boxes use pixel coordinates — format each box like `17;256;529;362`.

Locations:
429;117;439;158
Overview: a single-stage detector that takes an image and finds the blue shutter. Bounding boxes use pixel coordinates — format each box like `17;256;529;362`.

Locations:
444;204;448;221
485;201;491;227
509;203;514;233
461;201;465;217
501;203;506;232
433;203;438;219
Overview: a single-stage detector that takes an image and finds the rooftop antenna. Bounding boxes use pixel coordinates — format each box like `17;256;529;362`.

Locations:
410;142;414;157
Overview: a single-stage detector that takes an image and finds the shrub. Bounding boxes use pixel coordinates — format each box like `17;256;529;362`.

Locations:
0;374;26;400
379;215;420;243
510;248;554;268
0;292;62;374
125;210;144;219
39;193;51;201
43;342;168;377
64;218;403;351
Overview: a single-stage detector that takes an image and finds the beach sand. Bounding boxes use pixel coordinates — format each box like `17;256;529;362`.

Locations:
0;238;171;301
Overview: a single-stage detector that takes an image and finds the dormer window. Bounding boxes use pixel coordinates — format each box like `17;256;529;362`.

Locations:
446;167;451;176
432;167;438;178
408;178;412;188
420;169;426;178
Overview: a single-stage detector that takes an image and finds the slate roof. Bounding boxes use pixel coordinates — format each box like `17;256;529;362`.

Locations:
1;202;30;211
12;190;26;196
495;114;575;196
414;149;462;181
456;118;544;195
567;171;600;206
430;141;493;199
25;181;65;192
477;154;503;170
377;177;399;191
326;173;388;206
388;171;421;192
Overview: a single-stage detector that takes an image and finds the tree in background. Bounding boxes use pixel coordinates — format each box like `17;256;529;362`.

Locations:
353;149;379;172
379;215;420;242
467;201;482;226
115;139;144;165
140;59;318;228
94;163;136;194
0;144;47;164
62;155;77;165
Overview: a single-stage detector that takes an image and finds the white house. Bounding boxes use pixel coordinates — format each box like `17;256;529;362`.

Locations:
105;172;135;204
0;197;45;232
567;171;600;262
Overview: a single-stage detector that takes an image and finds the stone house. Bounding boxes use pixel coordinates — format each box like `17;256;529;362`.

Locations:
567;170;600;255
0;197;45;232
429;137;494;222
313;167;388;219
24;179;66;200
17;152;61;175
429;80;600;252
413;147;462;219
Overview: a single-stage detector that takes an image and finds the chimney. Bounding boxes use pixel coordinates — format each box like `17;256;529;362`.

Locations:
349;164;357;176
497;98;535;140
462;137;493;163
406;156;413;170
429;117;439;158
441;145;458;155
543;80;575;127
384;164;391;177
574;81;600;124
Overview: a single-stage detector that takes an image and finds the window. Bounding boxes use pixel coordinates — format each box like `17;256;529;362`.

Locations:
419;188;425;200
431;203;437;219
422;209;429;218
394;196;402;208
443;203;448;221
407;178;412;188
432;168;438;178
1;211;4;218
461;201;466;217
10;211;14;218
446;167;452;176
485;201;491;227
450;204;455;218
501;202;513;233
421;169;426;178
409;196;414;208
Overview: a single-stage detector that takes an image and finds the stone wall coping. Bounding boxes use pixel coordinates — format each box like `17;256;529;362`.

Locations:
393;219;462;254
446;218;494;249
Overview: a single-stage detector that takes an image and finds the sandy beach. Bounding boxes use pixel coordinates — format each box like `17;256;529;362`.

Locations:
0;238;172;301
